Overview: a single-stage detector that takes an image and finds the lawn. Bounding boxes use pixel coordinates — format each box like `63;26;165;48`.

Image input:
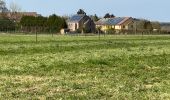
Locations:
0;34;170;99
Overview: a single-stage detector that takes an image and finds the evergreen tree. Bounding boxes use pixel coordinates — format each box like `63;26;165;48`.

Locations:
77;9;86;15
104;13;115;18
20;14;67;33
91;14;99;22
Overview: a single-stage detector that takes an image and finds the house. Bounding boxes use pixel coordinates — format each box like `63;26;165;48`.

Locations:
0;0;40;22
133;18;153;33
0;12;40;22
160;22;170;33
115;17;134;30
95;17;134;33
151;21;161;32
67;10;95;33
7;12;40;22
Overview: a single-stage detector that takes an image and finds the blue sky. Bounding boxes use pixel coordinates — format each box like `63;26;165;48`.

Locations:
5;0;170;22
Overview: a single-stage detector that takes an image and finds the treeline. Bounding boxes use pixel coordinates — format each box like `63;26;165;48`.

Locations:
0;14;67;33
20;14;67;33
0;12;165;34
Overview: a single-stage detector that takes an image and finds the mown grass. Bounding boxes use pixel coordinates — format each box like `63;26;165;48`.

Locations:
0;34;170;99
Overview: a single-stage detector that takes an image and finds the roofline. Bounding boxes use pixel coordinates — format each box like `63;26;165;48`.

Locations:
117;17;132;25
96;17;133;26
67;14;86;23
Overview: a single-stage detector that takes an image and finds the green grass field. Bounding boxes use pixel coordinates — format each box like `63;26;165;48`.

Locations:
0;34;170;99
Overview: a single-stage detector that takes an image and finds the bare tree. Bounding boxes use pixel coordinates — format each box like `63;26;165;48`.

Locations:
9;1;21;13
9;1;22;22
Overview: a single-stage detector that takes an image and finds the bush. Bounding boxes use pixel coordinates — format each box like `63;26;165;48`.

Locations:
106;29;115;34
0;18;15;32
